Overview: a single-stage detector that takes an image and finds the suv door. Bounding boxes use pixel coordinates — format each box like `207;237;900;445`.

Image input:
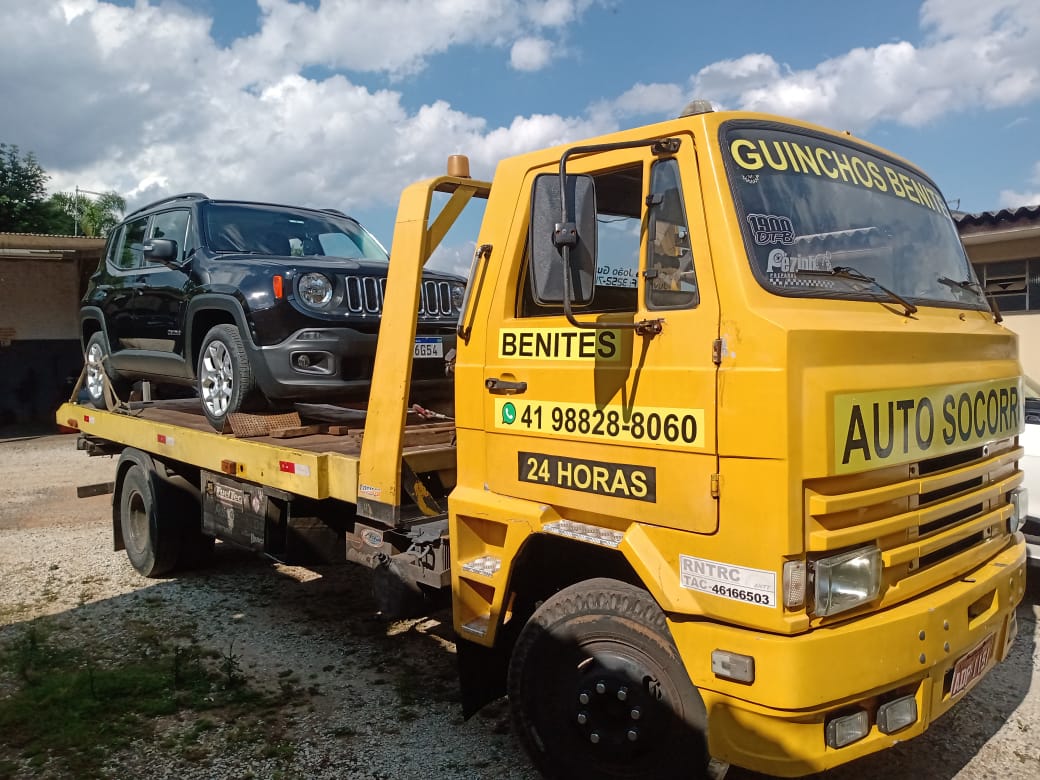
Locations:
102;214;149;357
132;208;194;367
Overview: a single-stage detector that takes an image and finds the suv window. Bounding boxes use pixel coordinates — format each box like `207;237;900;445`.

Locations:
148;209;191;264
114;216;149;270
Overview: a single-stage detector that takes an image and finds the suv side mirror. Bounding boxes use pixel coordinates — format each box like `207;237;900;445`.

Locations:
143;238;178;265
529;173;596;305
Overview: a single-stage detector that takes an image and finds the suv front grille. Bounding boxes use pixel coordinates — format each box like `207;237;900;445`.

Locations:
804;437;1024;621
344;276;459;319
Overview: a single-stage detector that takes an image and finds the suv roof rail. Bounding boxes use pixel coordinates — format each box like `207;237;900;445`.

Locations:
126;192;209;219
321;208;347;217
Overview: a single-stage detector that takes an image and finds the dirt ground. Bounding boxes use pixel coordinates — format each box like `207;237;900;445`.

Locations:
1;432;1038;779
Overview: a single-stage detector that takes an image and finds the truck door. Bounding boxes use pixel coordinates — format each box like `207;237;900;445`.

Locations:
482;137;721;533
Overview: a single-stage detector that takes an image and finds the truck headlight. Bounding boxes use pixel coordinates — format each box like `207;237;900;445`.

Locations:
812;545;881;617
299;272;334;308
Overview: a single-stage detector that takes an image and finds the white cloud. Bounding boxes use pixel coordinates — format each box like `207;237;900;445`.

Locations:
4;0;1040;225
999;161;1040;208
510;37;553;71
0;0;610;214
592;83;687;121
692;0;1040;131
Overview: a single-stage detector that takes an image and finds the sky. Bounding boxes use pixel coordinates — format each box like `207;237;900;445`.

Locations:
2;0;1039;273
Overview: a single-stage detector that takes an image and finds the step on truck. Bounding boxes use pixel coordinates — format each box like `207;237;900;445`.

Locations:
59;103;1029;779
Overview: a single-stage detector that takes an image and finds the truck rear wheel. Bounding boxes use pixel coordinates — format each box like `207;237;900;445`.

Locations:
119;464;180;577
507;578;708;780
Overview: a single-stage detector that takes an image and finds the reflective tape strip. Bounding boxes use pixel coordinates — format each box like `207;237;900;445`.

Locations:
279;461;311;477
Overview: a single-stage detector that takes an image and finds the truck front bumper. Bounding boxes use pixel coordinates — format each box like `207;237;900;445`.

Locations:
668;538;1027;777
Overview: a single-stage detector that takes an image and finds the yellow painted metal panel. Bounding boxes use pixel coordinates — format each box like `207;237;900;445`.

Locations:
59;402;332;497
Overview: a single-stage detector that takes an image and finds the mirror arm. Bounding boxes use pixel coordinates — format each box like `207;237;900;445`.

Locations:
556;137;679;338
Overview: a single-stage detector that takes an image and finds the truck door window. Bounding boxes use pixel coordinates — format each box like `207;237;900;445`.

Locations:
521;165;642;317
646;158;698;309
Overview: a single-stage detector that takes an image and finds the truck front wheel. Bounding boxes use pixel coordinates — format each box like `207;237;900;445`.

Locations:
119;464;180;577
507;578;708;780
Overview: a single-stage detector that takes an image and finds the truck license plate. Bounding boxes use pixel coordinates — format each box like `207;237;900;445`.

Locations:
949;634;995;697
414;337;443;359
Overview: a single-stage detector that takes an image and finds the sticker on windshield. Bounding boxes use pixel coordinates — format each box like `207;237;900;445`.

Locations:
747;213;795;245
766;248;835;287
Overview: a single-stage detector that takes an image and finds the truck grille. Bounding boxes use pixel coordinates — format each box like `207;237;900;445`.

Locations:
344;276;459;319
804;437;1023;620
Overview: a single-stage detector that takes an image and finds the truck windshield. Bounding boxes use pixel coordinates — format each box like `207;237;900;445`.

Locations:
204;203;389;261
722;123;986;311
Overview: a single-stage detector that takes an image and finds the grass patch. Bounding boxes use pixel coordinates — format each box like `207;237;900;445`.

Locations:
0;620;270;777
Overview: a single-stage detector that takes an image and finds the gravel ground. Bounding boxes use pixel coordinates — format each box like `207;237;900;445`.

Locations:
1;432;1038;779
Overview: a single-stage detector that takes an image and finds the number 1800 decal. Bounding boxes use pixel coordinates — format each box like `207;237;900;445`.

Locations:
496;399;704;450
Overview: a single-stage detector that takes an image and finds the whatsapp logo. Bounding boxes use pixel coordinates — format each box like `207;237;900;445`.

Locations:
502;402;517;425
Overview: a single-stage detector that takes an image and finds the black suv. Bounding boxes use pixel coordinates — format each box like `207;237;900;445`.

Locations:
81;193;464;430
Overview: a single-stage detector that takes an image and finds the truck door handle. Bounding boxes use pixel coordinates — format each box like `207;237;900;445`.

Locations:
485;377;527;395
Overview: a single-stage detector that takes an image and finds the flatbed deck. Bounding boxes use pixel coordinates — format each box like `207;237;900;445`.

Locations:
57;399;457;504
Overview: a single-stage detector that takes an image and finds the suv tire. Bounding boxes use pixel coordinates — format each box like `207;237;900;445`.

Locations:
197;324;260;431
84;331;128;410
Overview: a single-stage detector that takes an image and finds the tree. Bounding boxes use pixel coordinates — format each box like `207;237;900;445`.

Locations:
0;143;50;232
51;190;127;237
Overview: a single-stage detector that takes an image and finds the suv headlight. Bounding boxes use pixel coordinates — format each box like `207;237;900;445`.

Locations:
812;545;881;617
299;272;334;308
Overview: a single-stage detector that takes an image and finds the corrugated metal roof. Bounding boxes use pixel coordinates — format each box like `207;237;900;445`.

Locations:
954;204;1040;228
0;231;104;240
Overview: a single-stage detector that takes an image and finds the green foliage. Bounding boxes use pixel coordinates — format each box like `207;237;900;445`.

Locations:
0;143;50;233
0;621;270;777
0;141;125;236
51;190;126;237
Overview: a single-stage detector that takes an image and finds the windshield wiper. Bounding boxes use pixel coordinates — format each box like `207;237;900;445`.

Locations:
937;276;982;293
938;276;1002;323
795;265;918;317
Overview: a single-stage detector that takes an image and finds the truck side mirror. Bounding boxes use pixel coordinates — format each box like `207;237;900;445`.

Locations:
142;238;178;265
529;173;596;305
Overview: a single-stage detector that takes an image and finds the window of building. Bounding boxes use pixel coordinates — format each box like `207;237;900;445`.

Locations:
972;259;1040;313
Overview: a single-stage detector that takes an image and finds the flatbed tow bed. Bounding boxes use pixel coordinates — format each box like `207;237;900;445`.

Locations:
58;398;457;505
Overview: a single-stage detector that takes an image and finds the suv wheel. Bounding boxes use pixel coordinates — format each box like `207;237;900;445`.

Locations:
197;324;260;431
84;332;128;410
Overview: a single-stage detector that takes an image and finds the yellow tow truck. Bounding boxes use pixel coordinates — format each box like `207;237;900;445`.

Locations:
58;103;1028;779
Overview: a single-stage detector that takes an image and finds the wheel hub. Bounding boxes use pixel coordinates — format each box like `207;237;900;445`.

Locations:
572;656;663;757
199;340;233;416
86;342;105;400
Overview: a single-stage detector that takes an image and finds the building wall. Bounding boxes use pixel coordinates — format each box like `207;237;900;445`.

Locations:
1003;313;1040;387
0;258;81;340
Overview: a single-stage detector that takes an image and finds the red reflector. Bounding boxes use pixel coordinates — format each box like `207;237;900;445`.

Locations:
279;460;295;473
273;274;283;299
157;434;167;444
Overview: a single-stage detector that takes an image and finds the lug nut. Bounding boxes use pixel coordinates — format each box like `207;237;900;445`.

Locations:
627;728;639;742
577;712;588;725
590;732;601;744
617;686;628;701
579;692;590;704
630;707;641;720
595;681;607;694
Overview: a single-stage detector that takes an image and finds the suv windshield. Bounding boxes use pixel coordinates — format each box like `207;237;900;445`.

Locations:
723;122;986;311
203;203;389;261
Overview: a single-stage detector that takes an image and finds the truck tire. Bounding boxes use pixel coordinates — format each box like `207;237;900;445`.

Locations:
119;464;180;577
197;324;260;431
507;578;709;780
